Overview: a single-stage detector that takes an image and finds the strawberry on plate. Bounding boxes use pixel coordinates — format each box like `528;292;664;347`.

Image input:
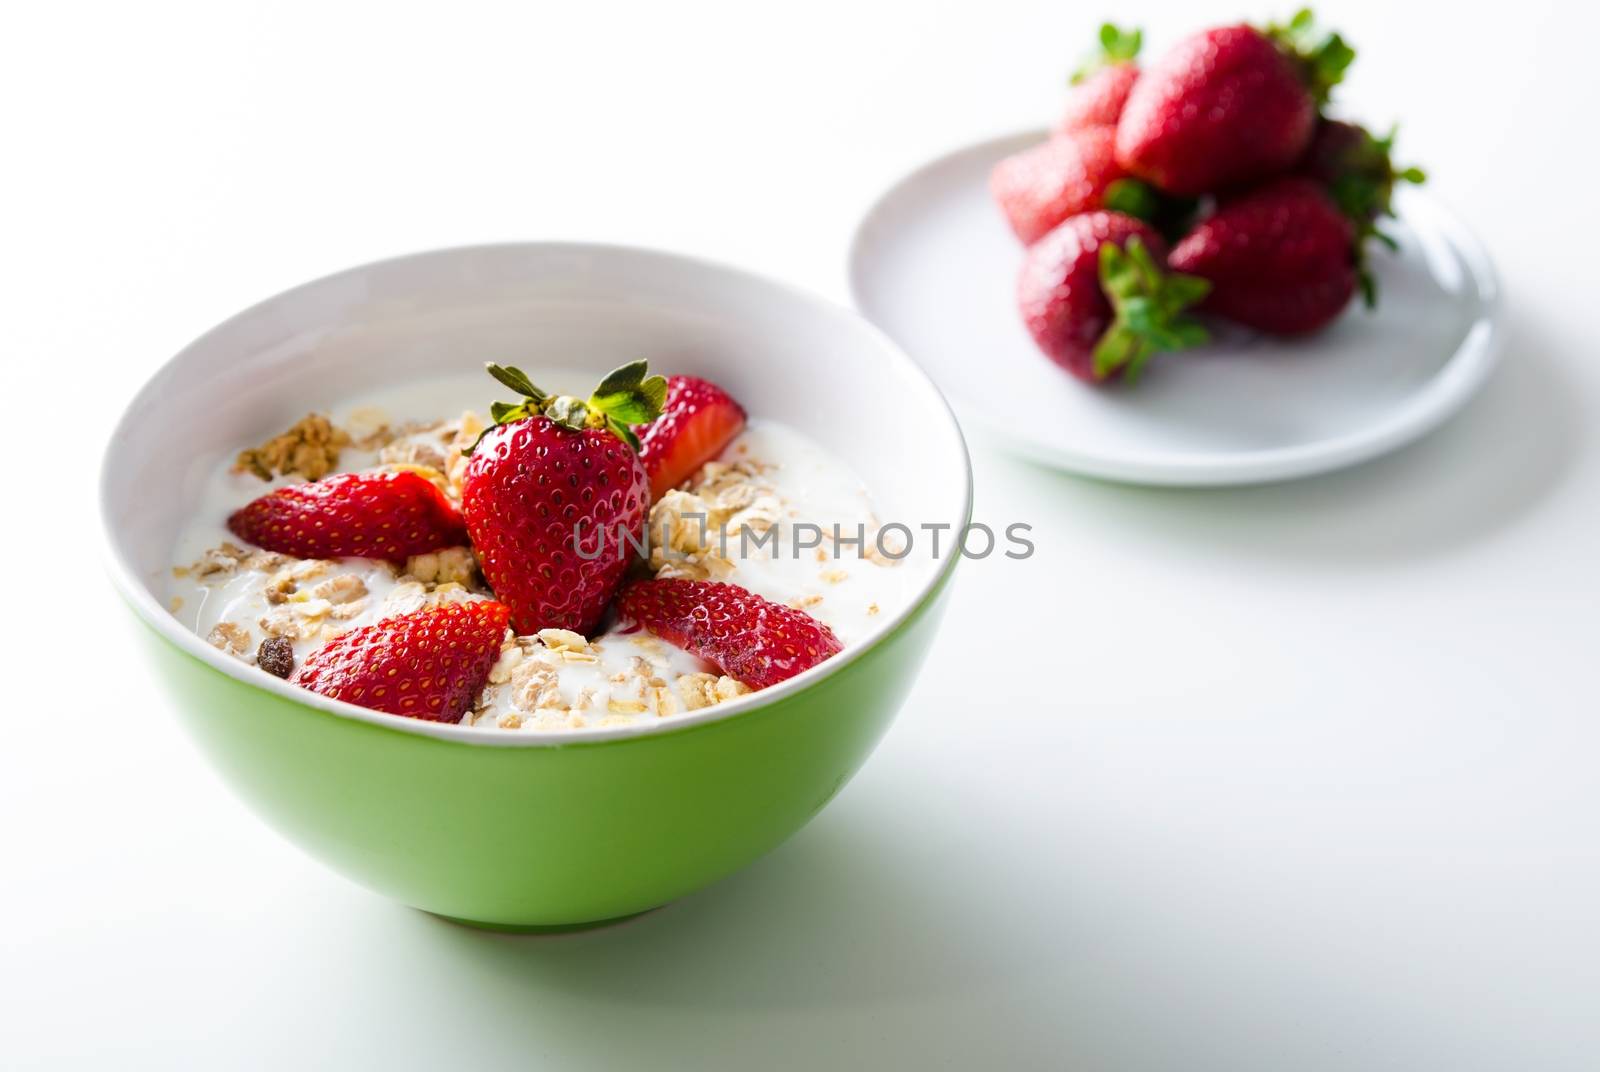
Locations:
1055;22;1142;135
1018;211;1210;384
619;579;843;690
1298;118;1426;294
635;375;747;501
1168;177;1357;335
289;601;511;722
1114;10;1354;195
991;127;1134;246
1299;119;1424;223
227;469;468;564
460;361;662;636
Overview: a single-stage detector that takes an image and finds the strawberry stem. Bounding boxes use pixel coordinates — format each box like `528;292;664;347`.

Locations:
467;360;666;455
1324;123;1425;225
1070;22;1141;84
1266;9;1355;106
1308;122;1426;310
1093;237;1211;383
486;363;548;403
1104;178;1201;242
1102;178;1160;221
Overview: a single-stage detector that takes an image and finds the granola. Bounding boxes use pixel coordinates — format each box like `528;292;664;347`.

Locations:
206;622;251;656
171;396;912;734
403;547;478;587
376;412;483;499
234;414;350;482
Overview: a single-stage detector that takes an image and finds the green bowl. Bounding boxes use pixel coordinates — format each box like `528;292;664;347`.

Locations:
101;243;971;930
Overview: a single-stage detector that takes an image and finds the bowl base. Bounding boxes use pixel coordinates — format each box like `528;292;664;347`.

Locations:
428;906;661;935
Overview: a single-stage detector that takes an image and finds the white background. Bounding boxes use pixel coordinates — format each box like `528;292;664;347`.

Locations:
5;1;1598;1068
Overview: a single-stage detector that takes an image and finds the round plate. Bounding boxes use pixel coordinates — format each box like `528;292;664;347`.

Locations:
849;130;1503;486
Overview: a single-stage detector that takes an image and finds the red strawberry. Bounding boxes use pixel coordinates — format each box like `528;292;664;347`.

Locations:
1295;120;1425;307
1018;211;1210;383
635;375;747;501
1057;65;1140;137
619;579;843;689
1299;119;1426;221
1168;178;1357;336
1055;23;1142;135
991;127;1131;245
289;601;511;722
460;362;661;636
227;469;467;564
1114;12;1354;196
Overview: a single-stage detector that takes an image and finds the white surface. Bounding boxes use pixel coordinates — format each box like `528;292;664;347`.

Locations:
106;243;962;745
851;130;1501;484
5;1;1599;1069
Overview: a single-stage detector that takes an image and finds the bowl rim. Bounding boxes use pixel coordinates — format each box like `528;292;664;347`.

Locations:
100;241;973;748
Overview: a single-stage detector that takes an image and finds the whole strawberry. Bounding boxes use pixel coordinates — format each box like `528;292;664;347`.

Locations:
1115;10;1354;196
1055;23;1143;135
290;601;511;722
227;469;468;564
1168;178;1357;336
1298;118;1426;292
635;375;747;502
619;579;843;689
1018;211;1210;383
461;362;663;635
1300;120;1425;220
991;127;1132;245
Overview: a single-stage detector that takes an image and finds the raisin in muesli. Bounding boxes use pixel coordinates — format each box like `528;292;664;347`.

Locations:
257;636;296;679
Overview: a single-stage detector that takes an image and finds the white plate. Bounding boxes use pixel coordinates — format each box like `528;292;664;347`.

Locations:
849;130;1503;486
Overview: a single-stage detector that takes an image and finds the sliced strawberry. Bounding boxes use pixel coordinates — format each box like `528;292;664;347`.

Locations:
227;469;467;564
619;579;843;690
289;601;511;722
635;376;747;501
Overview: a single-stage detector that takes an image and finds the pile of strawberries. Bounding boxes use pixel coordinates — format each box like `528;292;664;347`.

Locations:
991;11;1424;384
225;363;842;723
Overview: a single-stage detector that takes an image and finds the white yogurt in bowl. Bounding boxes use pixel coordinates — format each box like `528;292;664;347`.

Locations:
167;374;916;733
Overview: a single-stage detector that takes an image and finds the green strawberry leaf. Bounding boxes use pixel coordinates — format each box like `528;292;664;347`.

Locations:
1071;22;1142;84
1314;123;1425;310
1164;274;1213;308
1266;8;1356;105
587;359;667;427
1103;178;1161;222
467;371;549;456
605;415;642;452
1092;237;1211;384
1102;180;1203;243
476;360;664;454
488;400;525;424
1098;22;1142;63
592;360;649;399
485;363;547;402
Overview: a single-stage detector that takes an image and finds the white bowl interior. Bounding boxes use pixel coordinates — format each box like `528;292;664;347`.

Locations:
102;243;970;743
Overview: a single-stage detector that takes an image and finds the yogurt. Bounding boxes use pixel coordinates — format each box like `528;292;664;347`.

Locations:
167;375;911;732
